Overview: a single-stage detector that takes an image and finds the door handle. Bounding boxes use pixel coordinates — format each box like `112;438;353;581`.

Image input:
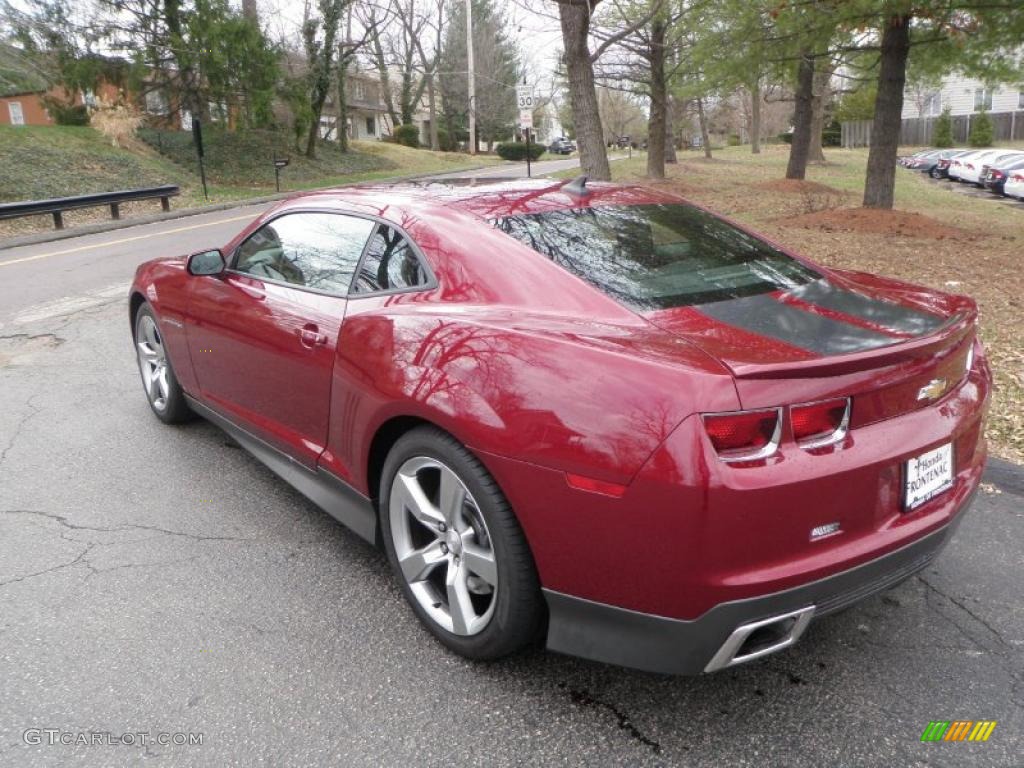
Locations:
297;324;327;347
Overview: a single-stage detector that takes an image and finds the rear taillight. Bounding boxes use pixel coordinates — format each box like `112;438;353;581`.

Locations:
993;171;1004;180
791;398;850;449
966;163;975;170
1012;174;1024;182
702;408;781;461
938;160;949;168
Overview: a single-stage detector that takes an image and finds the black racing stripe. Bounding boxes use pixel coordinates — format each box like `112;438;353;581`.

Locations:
785;279;944;336
698;293;898;356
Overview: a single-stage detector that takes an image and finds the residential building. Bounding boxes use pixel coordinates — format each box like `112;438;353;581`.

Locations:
319;70;388;142
902;73;1023;119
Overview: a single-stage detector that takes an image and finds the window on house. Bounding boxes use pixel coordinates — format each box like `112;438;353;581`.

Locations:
973;88;992;111
209;101;227;123
1019;91;1024;110
366;116;375;136
353;80;366;100
7;101;25;125
145;90;169;115
923;91;941;116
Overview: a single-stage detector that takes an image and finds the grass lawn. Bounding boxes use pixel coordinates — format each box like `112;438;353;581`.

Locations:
607;144;1023;463
0;125;504;237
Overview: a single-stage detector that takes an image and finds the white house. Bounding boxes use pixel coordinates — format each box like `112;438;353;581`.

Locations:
902;74;1023;118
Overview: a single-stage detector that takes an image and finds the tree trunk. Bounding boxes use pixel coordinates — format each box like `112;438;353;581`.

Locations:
785;52;815;180
241;0;258;23
808;63;831;163
646;17;667;179
426;72;439;150
337;54;349;152
665;95;677;164
750;79;761;154
696;97;711;159
558;1;611;180
863;15;911;209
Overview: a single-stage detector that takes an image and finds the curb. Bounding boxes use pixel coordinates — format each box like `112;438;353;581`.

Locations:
0;164;502;252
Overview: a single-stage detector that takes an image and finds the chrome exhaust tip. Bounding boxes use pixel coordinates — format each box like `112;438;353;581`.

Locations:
704;606;816;673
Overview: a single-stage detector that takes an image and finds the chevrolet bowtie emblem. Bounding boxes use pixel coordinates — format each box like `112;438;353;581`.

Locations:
917;378;948;402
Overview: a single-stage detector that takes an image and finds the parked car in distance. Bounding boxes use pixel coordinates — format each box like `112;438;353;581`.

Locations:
129;177;990;676
947;150;986;181
1004;168;1024;199
958;150;1017;186
548;137;574;155
931;149;972;179
902;149;942;170
983;157;1024;195
976;152;1024;189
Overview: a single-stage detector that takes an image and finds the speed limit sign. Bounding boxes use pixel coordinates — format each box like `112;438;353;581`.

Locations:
516;84;535;110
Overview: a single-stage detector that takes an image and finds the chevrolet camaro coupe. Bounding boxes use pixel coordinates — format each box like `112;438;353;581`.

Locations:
130;177;990;674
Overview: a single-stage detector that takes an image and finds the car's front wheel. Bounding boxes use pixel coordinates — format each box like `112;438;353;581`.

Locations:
379;426;543;660
134;303;193;424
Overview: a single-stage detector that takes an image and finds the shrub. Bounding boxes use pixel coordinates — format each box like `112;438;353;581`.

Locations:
496;141;545;161
778;131;793;144
968;110;993;148
44;99;89;126
727;133;741;146
393;123;420;148
933;107;954;148
89;99;144;147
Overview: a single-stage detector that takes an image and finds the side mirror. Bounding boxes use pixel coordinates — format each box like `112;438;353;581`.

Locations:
187;249;225;276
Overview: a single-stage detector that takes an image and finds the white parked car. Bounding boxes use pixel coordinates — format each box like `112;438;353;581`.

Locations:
947;151;977;181
959;150;1024;186
1004;168;1024;199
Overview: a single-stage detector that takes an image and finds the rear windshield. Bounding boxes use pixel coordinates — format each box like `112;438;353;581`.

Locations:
495;203;819;310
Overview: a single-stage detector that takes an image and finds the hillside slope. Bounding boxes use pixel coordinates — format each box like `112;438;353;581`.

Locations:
0;125;189;203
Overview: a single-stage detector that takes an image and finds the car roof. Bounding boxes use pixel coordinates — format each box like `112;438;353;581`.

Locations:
273;177;681;221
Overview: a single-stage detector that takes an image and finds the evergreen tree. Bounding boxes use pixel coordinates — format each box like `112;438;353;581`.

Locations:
932;107;953;148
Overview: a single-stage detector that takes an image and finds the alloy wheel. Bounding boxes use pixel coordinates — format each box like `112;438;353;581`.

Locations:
389;456;498;636
135;314;170;412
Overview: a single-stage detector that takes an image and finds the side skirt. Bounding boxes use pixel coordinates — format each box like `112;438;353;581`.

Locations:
185;395;378;545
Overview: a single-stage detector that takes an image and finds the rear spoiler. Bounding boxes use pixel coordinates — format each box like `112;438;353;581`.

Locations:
728;311;975;380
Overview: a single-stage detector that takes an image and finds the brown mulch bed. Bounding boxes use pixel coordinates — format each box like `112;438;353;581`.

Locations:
781;207;980;241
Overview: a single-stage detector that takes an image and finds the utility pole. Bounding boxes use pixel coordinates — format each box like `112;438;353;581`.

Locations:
465;0;476;154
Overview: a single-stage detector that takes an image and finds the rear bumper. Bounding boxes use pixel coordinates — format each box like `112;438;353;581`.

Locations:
544;492;972;675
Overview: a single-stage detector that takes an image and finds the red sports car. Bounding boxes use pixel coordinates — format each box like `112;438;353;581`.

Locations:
129;177;990;674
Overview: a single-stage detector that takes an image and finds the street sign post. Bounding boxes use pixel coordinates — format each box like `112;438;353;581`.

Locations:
517;83;535;178
272;154;290;193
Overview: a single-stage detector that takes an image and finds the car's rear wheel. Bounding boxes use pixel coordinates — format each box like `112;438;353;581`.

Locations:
134;304;192;424
929;167;941;179
379;426;543;660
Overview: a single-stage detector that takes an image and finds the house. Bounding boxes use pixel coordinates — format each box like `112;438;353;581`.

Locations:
903;74;1023;119
319;70;388;142
899;72;1024;144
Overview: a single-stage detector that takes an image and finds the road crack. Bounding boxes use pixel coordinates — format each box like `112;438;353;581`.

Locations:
561;684;662;756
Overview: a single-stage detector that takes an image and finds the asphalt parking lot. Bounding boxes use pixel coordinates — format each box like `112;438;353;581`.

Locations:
1;217;1022;767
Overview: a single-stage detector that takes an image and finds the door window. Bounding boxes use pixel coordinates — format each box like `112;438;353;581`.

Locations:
234;212;375;295
352;224;431;293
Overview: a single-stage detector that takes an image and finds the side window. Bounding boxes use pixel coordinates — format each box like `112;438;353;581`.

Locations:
233;212;375;294
352;224;430;293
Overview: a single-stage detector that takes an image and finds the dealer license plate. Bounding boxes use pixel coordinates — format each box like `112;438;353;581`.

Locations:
904;443;954;510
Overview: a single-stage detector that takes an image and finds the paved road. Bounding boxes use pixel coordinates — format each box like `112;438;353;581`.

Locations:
1;164;1022;766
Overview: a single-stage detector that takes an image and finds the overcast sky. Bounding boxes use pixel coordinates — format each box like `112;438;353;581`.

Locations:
254;0;564;94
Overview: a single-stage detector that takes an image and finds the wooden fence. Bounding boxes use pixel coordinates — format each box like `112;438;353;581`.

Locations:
841;111;1024;148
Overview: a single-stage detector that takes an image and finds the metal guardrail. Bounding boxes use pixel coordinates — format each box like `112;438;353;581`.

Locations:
0;185;181;230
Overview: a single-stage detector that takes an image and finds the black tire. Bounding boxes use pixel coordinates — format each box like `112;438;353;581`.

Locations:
379;426;543;661
133;302;193;424
929;167;940;179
